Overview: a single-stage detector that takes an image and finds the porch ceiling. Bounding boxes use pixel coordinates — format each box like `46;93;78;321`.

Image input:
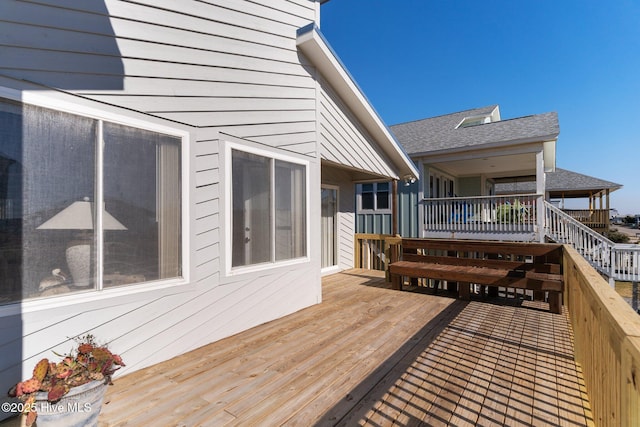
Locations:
430;152;536;179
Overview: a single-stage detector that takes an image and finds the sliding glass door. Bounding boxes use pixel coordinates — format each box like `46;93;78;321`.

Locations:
321;187;337;269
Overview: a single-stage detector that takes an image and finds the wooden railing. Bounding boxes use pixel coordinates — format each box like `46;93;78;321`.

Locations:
564;244;640;426
352;235;640;424
423;194;540;233
562;208;610;229
353;233;400;272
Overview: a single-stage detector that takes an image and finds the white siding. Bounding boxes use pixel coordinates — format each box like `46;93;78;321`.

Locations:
319;79;397;178
0;0;323;410
0;0;318;149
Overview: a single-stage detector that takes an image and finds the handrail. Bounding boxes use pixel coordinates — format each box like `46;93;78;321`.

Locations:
564;245;640;425
544;201;640;282
544;201;615;274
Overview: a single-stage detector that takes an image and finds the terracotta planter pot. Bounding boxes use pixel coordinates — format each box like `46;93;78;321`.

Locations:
29;380;107;427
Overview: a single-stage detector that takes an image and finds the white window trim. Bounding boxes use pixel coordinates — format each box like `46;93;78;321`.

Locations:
222;139;311;277
0;87;191;316
357;182;392;214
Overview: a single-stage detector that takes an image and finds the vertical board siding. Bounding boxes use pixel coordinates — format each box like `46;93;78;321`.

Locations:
338;186;356;270
399;182;419;237
319;81;396;177
0;0;322;409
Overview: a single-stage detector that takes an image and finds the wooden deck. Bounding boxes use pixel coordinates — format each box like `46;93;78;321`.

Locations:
97;269;592;426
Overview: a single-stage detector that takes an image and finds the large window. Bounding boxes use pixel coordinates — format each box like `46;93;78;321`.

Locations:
0;97;183;304
230;147;307;270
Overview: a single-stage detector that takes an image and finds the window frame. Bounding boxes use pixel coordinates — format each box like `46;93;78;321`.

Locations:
223;139;310;277
357;182;392;213
0;87;190;313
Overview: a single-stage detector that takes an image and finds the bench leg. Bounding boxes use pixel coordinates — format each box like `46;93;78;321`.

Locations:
391;274;402;291
533;290;545;301
548;292;562;314
459;282;470;300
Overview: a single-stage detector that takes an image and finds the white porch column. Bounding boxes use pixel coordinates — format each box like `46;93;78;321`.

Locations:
536;150;546;242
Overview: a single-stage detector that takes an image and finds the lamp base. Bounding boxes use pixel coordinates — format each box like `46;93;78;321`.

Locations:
66;243;92;287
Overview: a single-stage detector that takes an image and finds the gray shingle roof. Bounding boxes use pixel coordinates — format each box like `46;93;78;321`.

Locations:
390;105;559;155
495;168;622;194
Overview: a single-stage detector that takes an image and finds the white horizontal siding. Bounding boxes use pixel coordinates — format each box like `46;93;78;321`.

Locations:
0;0;323;412
0;0;318;150
0;23;310;77
319;81;396;178
83;79;317;98
1;48;314;89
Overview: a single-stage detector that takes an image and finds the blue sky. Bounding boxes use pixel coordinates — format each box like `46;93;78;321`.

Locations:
321;0;640;215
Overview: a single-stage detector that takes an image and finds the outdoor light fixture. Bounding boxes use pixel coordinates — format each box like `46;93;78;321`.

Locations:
404;176;417;186
37;197;127;287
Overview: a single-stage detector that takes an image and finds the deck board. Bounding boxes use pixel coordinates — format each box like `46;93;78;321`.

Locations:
92;269;591;426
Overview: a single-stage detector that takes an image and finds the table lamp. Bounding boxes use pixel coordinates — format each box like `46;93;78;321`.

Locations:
37;197;126;287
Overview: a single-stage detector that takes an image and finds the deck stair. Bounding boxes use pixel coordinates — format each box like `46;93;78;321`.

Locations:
543;201;640;283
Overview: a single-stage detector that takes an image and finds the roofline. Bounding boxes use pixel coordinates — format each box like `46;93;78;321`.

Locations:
296;24;419;180
391;105;499;127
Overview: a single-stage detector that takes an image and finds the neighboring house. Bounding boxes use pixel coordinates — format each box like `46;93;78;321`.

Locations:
0;0;418;410
495;168;622;232
357;105;559;241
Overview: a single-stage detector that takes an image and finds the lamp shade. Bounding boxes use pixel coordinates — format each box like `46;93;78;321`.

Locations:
37;199;127;230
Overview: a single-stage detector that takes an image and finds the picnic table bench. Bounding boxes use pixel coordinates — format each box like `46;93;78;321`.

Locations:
388;238;564;313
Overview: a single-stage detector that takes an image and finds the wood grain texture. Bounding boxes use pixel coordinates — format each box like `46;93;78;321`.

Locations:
97;269;591;426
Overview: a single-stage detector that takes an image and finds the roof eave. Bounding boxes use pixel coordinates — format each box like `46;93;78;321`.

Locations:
296;24;419;180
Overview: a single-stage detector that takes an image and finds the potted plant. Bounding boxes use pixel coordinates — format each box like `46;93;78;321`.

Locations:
496;199;530;223
7;335;125;427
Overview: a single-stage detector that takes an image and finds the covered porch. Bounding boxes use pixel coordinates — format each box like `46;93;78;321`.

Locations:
97;269;592;426
495;168;622;233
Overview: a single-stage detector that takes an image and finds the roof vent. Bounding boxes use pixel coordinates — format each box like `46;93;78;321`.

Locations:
456;115;491;129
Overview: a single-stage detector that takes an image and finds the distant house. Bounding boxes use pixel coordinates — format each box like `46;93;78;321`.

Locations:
0;0;417;410
495;168;622;232
357;105;559;241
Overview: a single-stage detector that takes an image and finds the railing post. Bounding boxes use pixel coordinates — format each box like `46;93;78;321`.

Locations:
610;249;616;287
536;194;545;242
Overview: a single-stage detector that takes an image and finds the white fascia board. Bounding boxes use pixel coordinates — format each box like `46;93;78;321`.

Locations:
296;24;419;181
